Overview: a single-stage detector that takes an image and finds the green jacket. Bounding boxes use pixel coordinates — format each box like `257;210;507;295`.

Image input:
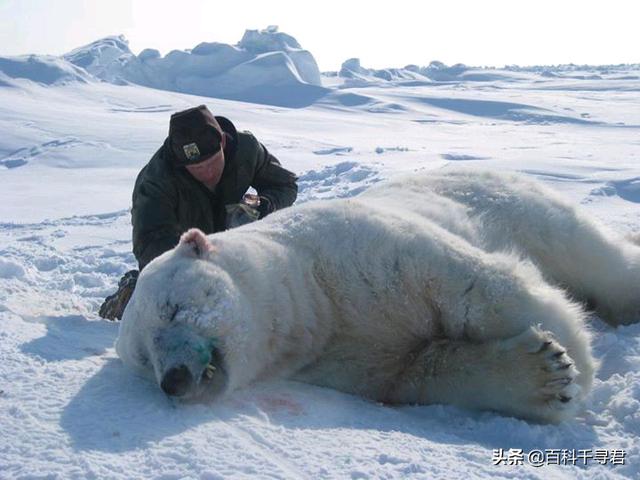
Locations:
132;116;298;270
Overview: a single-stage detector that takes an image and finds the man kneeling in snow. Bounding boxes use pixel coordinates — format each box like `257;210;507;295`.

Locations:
99;105;298;320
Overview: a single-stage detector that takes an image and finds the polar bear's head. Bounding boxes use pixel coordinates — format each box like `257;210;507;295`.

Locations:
116;229;247;400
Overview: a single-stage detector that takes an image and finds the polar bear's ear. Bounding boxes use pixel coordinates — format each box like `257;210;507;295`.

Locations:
178;228;214;259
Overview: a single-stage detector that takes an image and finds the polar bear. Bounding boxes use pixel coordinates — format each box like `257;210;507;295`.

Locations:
116;169;640;423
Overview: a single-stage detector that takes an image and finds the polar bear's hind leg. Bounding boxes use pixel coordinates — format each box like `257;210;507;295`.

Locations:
387;326;584;423
432;171;640;326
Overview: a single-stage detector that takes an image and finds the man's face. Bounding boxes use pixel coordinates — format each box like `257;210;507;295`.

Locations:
185;132;226;188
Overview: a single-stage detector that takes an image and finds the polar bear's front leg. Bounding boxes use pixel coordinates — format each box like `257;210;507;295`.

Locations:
387;326;583;423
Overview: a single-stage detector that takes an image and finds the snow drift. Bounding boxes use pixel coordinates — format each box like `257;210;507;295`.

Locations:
0;27;327;107
0;54;93;86
336;58;471;84
63;27;327;107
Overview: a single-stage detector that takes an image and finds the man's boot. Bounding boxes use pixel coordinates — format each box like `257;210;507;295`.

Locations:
99;270;139;321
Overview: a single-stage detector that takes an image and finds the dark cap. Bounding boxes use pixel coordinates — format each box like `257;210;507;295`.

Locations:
169;105;223;165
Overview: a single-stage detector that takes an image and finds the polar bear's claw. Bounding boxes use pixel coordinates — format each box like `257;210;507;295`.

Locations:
536;340;553;353
533;332;581;415
493;327;583;421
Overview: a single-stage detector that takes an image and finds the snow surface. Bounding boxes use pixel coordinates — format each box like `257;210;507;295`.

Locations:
1;35;639;478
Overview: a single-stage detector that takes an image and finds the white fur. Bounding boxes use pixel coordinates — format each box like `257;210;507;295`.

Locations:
116;169;640;423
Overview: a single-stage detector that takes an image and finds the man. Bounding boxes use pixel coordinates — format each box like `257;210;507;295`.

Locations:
99;104;298;320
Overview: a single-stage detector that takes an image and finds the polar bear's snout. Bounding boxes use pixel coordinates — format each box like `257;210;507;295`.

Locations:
161;365;193;396
151;324;228;399
155;346;228;399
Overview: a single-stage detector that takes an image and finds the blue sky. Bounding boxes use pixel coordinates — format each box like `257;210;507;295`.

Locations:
1;0;638;71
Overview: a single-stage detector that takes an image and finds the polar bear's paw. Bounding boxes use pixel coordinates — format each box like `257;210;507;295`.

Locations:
497;326;582;422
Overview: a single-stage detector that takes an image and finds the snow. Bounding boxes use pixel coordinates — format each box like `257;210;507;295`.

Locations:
0;54;93;85
337;58;470;83
1;31;640;478
60;27;325;107
63;35;134;83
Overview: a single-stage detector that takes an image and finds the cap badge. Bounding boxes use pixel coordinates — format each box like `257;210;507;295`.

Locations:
182;142;201;161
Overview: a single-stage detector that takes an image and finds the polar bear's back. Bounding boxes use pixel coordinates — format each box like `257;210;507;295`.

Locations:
360;168;586;253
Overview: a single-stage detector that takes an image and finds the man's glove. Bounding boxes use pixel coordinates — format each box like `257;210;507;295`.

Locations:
225;203;260;228
225;197;261;229
257;195;273;218
98;270;139;321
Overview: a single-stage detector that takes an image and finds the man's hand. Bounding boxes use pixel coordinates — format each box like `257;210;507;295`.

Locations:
242;193;261;208
225;199;261;229
242;193;273;219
